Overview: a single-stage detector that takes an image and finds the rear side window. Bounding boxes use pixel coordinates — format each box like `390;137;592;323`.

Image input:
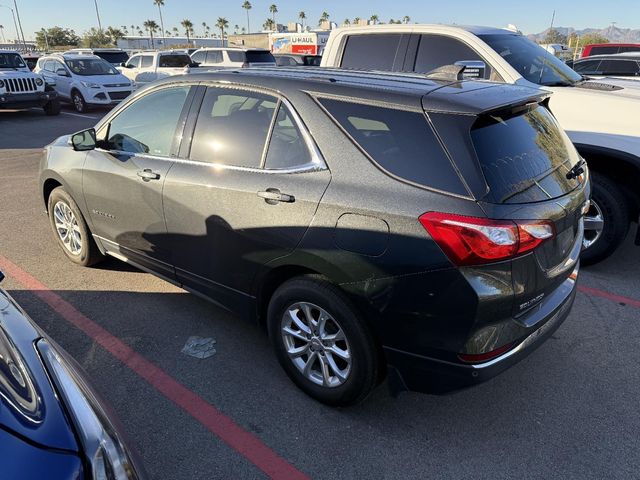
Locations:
414;35;488;78
190;87;277;167
599;59;639;75
245;51;275;63
140;56;153;68
205;51;223;64
159;54;191;67
227;50;245;62
265;105;311;169
471;106;582;204
589;46;619;56
340;34;403;71
319;98;467;195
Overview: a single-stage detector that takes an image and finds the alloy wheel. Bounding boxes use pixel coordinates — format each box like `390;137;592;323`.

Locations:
53;201;82;255
281;302;352;388
583;200;605;250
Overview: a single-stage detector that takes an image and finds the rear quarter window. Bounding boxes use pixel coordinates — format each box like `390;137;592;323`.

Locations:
318;98;468;196
340;34;403;71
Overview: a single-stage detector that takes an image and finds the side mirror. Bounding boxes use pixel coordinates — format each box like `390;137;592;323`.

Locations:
71;128;97;151
56;68;70;77
189;62;200;68
454;60;487;79
121;62;127;67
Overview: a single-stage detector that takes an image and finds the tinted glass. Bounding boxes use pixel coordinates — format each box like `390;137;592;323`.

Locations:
126;56;141;68
340;34;403;70
320;98;467;195
246;51;275;63
227;50;245;62
107;86;191;156
573;60;601;74
480;34;582;86
414;35;487;78
43;60;55;72
619;46;640;54
140;56;153;68
265;105;311;169
471;106;582;204
205;51;223;64
590;46;619;56
190;88;277;167
53;61;66;73
191;51;206;63
0;52;26;69
95;51;129;64
599;59;639;75
159;54;191;67
65;58;119;76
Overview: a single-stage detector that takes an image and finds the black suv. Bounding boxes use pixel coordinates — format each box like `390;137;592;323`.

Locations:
40;68;589;405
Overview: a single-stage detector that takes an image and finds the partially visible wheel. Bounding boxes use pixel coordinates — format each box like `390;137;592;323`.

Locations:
47;187;104;267
268;276;380;406
43;98;61;116
582;173;630;265
71;90;88;113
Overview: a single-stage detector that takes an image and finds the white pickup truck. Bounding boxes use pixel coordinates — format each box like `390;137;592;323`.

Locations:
0;50;60;115
119;50;194;85
321;25;640;264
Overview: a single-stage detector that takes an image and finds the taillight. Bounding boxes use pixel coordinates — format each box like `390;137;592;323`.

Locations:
458;342;514;363
419;212;554;266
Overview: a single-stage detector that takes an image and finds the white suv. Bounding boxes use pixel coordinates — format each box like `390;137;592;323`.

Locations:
120;50;193;85
322;24;640;264
191;47;276;68
35;54;134;112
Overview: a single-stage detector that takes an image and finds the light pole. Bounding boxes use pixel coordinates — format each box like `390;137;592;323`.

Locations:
0;4;19;47
11;0;26;49
40;27;49;51
93;0;102;31
0;25;6;44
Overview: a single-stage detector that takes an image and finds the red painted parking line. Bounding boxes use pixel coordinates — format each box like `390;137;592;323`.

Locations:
578;284;640;309
0;255;309;480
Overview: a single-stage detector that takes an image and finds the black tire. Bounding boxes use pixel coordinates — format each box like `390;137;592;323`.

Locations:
43;98;61;116
71;90;88;113
268;276;380;406
582;173;630;265
48;187;104;267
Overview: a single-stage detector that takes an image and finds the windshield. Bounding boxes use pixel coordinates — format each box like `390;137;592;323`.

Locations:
65;58;119;76
95;51;129;64
159;54;191;68
479;33;582;86
0;53;27;69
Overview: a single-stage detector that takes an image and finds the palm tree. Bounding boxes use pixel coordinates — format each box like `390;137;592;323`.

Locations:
263;18;275;31
153;0;166;45
298;11;306;29
319;11;329;26
206;25;211;37
130;24;135;34
181;19;194;44
370;15;379;25
143;20;158;48
172;26;179;37
353;17;361;25
201;21;207;37
269;4;277;25
121;25;128;35
402;15;411;24
106;26;124;46
234;24;239;34
165;30;171;37
241;26;246;34
242;1;252;33
137;28;144;36
216;17;229;46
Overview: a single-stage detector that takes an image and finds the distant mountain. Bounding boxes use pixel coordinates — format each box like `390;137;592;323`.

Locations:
528;25;640;43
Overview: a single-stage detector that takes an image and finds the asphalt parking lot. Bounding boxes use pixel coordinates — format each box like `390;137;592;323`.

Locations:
1;107;639;480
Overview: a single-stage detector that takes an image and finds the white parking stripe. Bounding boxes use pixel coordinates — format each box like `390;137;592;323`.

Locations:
60;112;100;120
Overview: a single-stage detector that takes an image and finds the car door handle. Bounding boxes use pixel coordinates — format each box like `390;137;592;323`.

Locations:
137;169;160;181
257;189;295;204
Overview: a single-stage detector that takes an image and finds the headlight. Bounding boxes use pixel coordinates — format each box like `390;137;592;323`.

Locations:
35;77;44;86
81;81;101;89
0;79;5;89
38;340;141;480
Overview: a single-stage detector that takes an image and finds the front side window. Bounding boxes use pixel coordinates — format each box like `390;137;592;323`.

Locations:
414;35;490;79
65;58;118;76
573;60;602;74
340;34;403;71
52;61;67;73
158;54;191;67
189;87;277;167
126;56;141;68
480;33;582;86
265;105;311;169
191;51;206;64
319;98;467;195
105;86;191;156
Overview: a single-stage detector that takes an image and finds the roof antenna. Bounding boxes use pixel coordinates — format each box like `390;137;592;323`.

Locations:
424;64;466;81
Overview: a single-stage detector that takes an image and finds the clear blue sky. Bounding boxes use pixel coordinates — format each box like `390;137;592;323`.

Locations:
3;0;640;40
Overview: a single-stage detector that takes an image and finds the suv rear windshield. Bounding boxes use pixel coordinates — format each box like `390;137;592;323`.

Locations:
471;105;582;204
95;51;129;64
159;54;191;68
245;51;276;63
319;98;467;196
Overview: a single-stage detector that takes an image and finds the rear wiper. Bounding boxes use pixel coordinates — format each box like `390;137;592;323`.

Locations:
566;159;586;180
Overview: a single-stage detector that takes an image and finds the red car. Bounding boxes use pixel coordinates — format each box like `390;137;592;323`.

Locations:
582;43;640;57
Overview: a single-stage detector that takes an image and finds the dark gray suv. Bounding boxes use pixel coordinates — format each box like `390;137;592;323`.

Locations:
40;68;589;405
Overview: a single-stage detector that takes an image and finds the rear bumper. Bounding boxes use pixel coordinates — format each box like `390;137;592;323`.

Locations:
385;266;578;394
0;91;57;109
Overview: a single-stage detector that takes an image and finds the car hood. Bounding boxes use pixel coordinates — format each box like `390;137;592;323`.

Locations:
0;288;78;452
77;73;131;86
0;69;41;78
